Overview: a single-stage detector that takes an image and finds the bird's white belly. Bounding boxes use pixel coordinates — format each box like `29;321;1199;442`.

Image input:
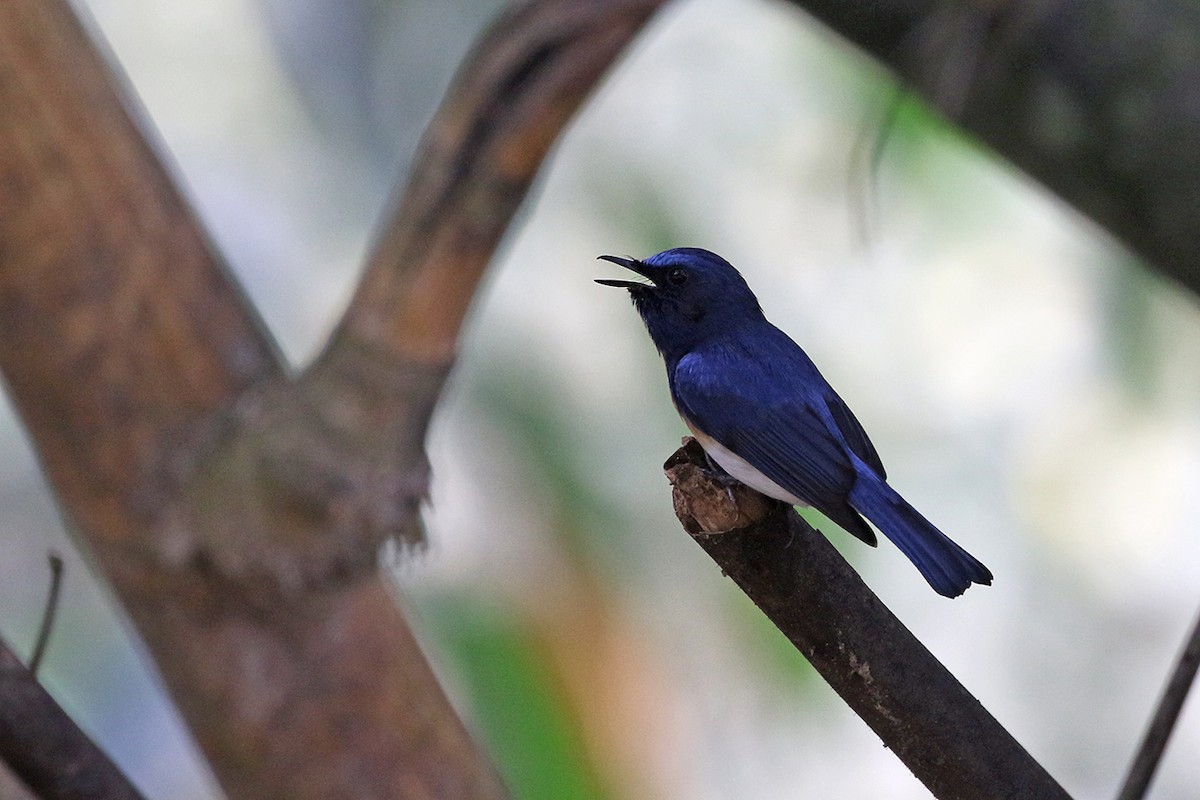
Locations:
688;428;808;507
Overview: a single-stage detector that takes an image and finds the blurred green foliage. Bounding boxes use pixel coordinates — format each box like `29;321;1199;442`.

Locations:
419;595;612;800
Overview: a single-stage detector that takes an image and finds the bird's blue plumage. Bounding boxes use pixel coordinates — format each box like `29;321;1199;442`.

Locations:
597;247;992;598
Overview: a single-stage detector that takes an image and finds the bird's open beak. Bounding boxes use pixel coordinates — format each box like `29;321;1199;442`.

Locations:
595;255;654;288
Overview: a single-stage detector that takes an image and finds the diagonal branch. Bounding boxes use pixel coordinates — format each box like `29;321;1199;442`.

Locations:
0;0;285;547
0;636;147;800
666;439;1071;800
326;0;666;368
1117;605;1200;800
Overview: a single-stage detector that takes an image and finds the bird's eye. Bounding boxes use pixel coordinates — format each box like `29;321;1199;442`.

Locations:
666;268;688;286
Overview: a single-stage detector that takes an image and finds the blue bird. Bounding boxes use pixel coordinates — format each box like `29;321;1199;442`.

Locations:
597;247;992;598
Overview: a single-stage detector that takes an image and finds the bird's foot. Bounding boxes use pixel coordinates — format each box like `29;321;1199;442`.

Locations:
700;451;742;504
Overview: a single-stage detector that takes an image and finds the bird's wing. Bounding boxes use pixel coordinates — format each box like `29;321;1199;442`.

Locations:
671;349;857;510
822;391;886;479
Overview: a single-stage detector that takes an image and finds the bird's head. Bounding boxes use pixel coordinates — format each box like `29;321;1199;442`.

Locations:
596;247;763;359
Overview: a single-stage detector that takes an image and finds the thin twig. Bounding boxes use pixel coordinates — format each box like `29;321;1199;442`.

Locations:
28;552;63;677
1116;605;1200;800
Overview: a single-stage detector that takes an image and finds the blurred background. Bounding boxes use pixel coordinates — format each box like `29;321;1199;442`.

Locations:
3;0;1200;797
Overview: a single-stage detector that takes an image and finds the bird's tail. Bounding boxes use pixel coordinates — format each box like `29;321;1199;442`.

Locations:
848;463;992;598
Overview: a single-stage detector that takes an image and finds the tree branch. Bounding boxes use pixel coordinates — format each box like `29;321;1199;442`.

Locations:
0;636;146;800
1117;605;1200;800
781;0;1200;298
0;0;662;796
326;0;665;367
265;0;668;573
665;439;1071;800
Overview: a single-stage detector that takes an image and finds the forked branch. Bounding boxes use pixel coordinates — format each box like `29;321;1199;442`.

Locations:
0;0;662;797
